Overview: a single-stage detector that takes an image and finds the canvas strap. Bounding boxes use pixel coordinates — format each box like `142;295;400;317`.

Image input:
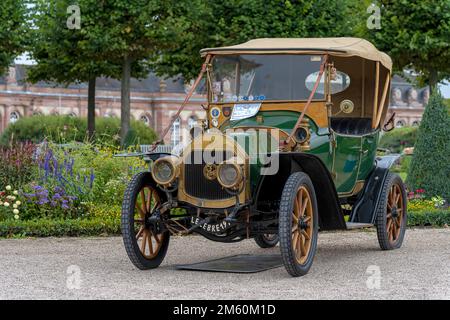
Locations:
150;54;212;152
285;54;328;146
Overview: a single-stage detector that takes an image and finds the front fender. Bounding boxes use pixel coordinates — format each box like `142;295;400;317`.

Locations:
255;152;346;231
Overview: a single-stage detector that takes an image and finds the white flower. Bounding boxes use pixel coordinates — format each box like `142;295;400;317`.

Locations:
13;204;18;209
13;209;19;214
15;201;21;206
4;202;10;207
14;214;19;220
5;185;12;191
13;190;18;195
0;201;3;206
10;196;16;201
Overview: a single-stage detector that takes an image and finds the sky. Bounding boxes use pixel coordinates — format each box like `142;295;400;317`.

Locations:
13;53;450;99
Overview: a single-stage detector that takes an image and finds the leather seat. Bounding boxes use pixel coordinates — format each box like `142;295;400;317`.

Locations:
330;117;373;135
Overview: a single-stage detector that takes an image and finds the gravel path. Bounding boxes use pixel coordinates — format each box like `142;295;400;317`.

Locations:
0;228;449;300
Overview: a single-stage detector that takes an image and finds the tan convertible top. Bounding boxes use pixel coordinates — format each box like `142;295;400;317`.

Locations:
200;37;392;71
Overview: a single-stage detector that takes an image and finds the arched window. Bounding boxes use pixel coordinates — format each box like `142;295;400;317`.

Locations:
412;121;420;127
395;120;406;128
140;114;151;126
171;118;181;146
67;112;77;117
9;111;20;124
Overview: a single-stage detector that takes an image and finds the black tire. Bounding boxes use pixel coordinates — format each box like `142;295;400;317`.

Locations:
121;172;170;270
254;234;279;248
376;173;407;250
279;172;319;277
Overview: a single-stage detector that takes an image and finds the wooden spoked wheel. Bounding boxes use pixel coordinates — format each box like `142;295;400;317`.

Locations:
376;173;407;250
122;172;170;270
291;186;313;264
386;183;404;244
279;172;318;277
134;186;164;259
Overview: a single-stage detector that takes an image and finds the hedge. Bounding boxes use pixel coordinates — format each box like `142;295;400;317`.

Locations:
0;217;121;238
379;126;418;153
407;209;450;227
0;115;157;146
0;210;448;238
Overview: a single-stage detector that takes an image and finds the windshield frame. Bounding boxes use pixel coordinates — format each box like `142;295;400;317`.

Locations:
207;53;328;104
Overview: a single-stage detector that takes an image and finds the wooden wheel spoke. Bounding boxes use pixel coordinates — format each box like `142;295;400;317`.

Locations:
148;231;154;255
301;197;309;218
140;231;148;254
292;213;299;223
154;233;161;244
140;190;147;214
292;225;298;233
146;189;152;213
386;213;392;219
136;226;145;239
135;204;146;218
297;189;303;217
301;229;310;240
292;230;300;251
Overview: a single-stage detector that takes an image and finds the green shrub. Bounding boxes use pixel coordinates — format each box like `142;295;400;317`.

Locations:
408;209;450;227
407;92;450;200
379;127;418;153
0;115;158;146
0;143;37;188
0;217;120;238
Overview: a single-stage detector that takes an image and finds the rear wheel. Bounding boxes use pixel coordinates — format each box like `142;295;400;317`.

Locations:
279;172;318;277
121;172;170;270
376;173;407;250
254;234;279;248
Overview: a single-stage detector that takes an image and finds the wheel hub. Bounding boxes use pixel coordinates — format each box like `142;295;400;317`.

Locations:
298;218;308;230
391;206;398;218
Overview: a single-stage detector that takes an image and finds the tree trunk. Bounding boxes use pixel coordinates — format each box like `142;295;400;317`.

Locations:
87;77;96;141
429;68;438;94
120;55;131;146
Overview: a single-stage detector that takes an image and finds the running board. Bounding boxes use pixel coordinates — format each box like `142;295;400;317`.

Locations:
346;222;374;230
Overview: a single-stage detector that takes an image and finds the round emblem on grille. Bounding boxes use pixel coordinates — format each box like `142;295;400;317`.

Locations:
203;164;217;180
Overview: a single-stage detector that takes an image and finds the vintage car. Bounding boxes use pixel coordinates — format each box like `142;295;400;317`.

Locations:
120;38;407;277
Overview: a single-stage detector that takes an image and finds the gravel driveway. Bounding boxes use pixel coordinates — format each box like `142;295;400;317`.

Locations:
0;228;449;300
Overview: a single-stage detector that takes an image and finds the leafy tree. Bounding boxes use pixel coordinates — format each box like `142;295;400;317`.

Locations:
85;0;203;144
28;0;120;139
0;0;28;75
152;0;361;80
371;0;450;91
407;92;450;200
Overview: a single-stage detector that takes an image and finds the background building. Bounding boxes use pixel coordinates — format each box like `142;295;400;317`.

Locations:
1;64;428;143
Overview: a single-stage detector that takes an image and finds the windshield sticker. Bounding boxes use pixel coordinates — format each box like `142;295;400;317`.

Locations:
311;56;322;62
230;103;262;121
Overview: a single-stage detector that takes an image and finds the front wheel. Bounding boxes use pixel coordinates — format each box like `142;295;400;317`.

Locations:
121;172;170;270
279;172;319;277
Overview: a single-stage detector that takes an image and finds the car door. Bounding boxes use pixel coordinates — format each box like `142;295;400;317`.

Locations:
331;131;363;195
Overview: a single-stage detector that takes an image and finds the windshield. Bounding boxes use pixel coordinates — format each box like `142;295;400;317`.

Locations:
210;54;325;103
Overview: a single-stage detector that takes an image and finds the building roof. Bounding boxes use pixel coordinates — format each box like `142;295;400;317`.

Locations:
201;37;392;70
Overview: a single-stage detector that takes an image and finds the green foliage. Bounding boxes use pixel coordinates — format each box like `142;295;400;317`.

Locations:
407;92;450;200
27;0;120;84
0;115;157;146
371;0;450;89
0;0;28;75
408;209;450;227
0;143;37;188
0;217;120;238
379;127;418;153
152;0;361;80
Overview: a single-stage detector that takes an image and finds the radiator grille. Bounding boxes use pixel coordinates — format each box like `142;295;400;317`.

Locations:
184;151;233;200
